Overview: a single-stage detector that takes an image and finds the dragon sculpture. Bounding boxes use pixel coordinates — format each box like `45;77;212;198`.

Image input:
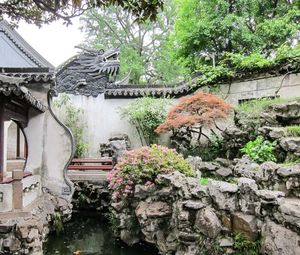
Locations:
56;47;120;96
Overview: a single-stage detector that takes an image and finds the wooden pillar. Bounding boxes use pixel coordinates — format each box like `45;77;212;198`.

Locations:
0;102;4;182
12;169;23;210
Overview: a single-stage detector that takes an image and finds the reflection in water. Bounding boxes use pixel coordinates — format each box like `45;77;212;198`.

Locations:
44;214;158;255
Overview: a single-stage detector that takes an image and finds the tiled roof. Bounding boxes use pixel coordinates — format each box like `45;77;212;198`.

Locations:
0;68;54;112
0;67;54;83
0;20;54;69
105;83;192;98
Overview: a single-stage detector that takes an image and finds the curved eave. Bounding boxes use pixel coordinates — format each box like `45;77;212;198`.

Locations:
0;84;47;112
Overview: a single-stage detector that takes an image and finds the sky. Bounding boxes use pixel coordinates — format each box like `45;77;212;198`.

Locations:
17;18;85;67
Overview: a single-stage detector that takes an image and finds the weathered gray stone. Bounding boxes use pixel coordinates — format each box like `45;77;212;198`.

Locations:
120;229;139;246
279;198;300;229
186;177;209;200
135;201;172;218
27;228;39;243
256;190;285;201
134;184;156;199
198;162;219;172
233;156;260;179
238;178;260;214
258;126;285;140
157;171;191;198
261;220;300;255
111;201;125;212
195;207;222;238
215;158;231;167
186;156;202;172
0;223;14;234
208;180;238;211
216;167;233;177
238;178;258;191
219;237;234;247
3;237;21;251
277;164;300;177
232;213;258;241
183;200;205;210
286;177;300;193
178;232;199;243
280;137;300;155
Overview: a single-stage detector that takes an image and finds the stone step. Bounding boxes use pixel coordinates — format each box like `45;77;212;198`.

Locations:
68;170;108;182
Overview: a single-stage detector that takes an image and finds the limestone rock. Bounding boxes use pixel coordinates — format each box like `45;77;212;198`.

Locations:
135;201;172;218
183;200;205;210
238;178;260;214
280;137;300;155
120;229;139;246
216;167;233;177
186;156;202;172
186;177;209;200
195;207;222;238
261;220;300;255
2;237;21;252
262;101;300;126
215;158;231;167
258;126;285;140
157;171;191;198
208;180;238;211
134;184;156;199
279;198;300;229
233;156;260;179
198;162;219;172
232;213;258;241
27;228;39;243
277;164;300;177
219;237;234;247
256;190;285;202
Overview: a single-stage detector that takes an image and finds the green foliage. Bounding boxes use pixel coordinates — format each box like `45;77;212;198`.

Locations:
120;97;171;145
283;158;300;166
105;209;120;237
171;0;300;86
285;125;300;137
183;135;225;161
201;135;225;161
199;178;209;186
240;136;277;163
233;233;261;255
54;94;88;158
81;1;186;84
2;0;164;26
52;211;64;234
222;52;274;71
194;64;234;87
108;144;194;200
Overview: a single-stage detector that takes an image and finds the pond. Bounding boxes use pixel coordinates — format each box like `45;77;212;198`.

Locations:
44;213;159;255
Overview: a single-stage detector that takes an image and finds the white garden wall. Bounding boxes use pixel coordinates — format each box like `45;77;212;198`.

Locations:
66;73;300;157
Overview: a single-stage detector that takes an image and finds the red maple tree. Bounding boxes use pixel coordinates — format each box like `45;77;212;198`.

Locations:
155;92;232;142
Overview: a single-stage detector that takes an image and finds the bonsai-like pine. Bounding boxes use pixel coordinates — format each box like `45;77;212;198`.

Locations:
155;91;232;143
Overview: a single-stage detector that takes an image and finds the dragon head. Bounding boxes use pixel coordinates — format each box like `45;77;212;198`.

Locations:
71;47;120;81
56;47;120;96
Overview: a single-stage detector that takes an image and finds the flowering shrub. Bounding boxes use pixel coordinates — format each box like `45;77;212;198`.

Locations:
107;144;194;200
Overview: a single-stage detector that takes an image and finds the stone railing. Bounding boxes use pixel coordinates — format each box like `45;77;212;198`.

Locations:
0;172;41;213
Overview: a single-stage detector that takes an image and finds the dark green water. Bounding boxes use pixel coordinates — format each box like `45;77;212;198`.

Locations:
44;214;158;255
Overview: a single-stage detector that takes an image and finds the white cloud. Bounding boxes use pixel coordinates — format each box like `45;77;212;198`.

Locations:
17;18;85;67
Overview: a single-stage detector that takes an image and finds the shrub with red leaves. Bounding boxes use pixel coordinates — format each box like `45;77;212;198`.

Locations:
155;92;232;143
